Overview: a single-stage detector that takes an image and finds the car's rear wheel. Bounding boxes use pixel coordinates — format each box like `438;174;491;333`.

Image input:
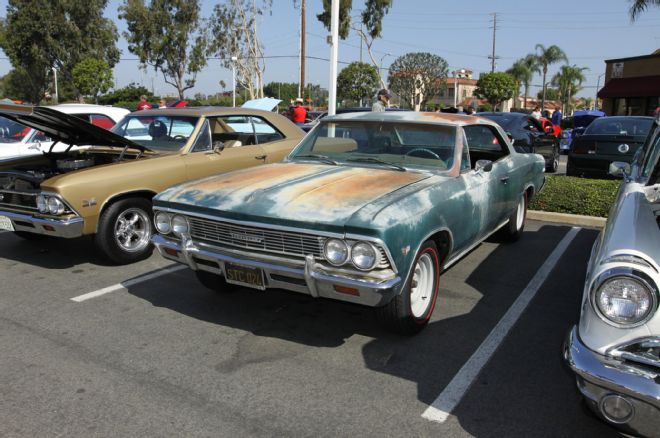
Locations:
195;271;234;293
502;192;527;242
376;240;440;335
94;197;154;264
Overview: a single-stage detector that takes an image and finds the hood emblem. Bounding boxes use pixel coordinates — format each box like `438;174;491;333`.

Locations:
618;144;630;154
230;232;263;244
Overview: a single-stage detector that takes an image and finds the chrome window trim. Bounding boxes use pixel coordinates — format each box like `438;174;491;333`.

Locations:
590;267;659;328
153;205;397;273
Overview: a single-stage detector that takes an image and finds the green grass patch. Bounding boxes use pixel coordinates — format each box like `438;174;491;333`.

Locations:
529;175;621;217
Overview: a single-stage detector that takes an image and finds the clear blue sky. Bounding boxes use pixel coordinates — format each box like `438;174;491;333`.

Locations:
0;0;658;99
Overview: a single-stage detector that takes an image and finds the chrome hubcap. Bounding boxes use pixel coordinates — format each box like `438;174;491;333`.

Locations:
410;253;436;318
114;208;151;252
515;195;526;230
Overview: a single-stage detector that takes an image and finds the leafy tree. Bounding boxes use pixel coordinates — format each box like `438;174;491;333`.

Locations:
263;82;299;103
317;0;392;88
0;0;120;103
534;44;568;111
72;58;114;103
552;64;588;115
536;87;560;101
208;0;272;101
630;0;660;19
506;54;539;109
388;52;448;111
337;62;379;104
119;0;208;100
98;83;153;105
474;72;518;110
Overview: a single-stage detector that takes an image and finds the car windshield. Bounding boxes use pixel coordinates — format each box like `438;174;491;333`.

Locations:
0;116;32;143
478;114;518;130
111;115;199;152
290;120;457;171
584;118;653;136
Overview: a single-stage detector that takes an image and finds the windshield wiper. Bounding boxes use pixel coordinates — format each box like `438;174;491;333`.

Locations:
294;154;338;165
345;157;406;171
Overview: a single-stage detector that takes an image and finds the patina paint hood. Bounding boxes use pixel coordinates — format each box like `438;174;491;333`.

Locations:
157;162;430;225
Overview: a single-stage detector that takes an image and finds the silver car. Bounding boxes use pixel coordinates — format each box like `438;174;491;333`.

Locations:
563;118;660;436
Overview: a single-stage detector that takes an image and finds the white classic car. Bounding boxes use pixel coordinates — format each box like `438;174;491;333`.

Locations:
564;118;660;436
0;104;129;159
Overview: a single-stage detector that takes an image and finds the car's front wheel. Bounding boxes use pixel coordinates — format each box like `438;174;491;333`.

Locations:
94;197;154;264
377;240;440;335
546;148;559;173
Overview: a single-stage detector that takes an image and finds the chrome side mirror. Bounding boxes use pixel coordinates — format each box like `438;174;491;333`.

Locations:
475;159;493;173
608;161;630;178
28;141;41;151
212;140;225;153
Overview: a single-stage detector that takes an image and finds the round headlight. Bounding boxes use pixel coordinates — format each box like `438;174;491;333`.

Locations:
171;215;189;236
595;276;654;325
154;212;172;234
36;195;48;213
324;238;349;266
351;241;378;270
47;197;64;215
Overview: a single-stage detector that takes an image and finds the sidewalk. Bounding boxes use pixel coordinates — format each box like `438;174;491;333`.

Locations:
528;210;606;228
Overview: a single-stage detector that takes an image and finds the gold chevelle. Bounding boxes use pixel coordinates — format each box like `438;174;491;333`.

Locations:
0;104;304;264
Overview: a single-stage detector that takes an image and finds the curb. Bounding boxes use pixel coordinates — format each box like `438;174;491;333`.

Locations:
528;210;607;228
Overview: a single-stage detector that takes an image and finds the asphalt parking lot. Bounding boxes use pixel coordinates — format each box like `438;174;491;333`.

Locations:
0;220;623;437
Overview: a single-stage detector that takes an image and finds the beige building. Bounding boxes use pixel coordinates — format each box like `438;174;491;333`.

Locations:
598;49;660;116
429;69;478;109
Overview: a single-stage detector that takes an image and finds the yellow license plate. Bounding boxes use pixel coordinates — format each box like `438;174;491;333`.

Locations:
224;262;265;290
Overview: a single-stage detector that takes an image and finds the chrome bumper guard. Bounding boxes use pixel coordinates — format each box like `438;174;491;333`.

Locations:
563;326;660;436
0;210;84;238
152;234;401;307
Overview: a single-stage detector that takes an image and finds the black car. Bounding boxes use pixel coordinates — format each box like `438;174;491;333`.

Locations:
567;116;654;178
477;112;560;173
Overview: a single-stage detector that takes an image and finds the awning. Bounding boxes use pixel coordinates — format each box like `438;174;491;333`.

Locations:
597;76;660;98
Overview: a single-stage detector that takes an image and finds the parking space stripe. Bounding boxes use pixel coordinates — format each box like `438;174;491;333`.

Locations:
421;226;581;424
70;265;187;302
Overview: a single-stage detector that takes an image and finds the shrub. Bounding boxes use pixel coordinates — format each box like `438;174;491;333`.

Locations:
529;176;620;217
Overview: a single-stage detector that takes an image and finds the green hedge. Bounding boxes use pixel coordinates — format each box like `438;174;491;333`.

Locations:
529;175;621;218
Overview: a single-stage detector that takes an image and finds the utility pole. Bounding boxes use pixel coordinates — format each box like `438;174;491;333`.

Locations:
328;0;339;116
489;13;499;72
299;0;306;99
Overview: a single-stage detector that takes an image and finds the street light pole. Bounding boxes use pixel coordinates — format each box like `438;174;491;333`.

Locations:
594;73;605;110
231;56;237;107
327;0;339;116
52;67;58;104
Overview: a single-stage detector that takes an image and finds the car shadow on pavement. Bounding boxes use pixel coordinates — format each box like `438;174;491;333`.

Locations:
0;232;114;268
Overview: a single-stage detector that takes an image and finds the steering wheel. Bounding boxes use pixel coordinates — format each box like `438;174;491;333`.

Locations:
172;135;187;141
405;148;441;160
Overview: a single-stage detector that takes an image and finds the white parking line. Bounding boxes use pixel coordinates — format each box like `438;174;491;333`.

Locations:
70;265;187;302
422;226;580;424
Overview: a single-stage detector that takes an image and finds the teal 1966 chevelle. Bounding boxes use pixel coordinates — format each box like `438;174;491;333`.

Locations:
151;112;545;334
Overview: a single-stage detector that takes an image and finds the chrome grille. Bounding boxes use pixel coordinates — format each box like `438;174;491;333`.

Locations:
0;189;38;212
189;216;326;259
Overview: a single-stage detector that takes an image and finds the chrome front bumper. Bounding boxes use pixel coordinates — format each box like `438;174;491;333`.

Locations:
0;210;84;238
152;234;402;307
563;326;660;436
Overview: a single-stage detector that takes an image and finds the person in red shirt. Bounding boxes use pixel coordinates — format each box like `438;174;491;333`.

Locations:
137;95;151;111
291;98;307;125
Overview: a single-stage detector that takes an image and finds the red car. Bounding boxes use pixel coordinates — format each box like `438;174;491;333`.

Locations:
539;117;561;137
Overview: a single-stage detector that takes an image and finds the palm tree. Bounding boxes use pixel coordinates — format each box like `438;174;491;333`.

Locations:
535;44;568;112
506;54;540;110
551;65;588;115
630;0;660;20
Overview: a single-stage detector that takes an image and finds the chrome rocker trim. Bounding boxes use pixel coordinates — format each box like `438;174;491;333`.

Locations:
0;210;84;238
563;326;660;437
152;233;402;307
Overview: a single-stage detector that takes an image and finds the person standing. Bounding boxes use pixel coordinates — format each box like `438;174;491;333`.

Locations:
137;95;151;111
372;89;391;112
531;106;542;119
291;98;307;125
551;105;562;125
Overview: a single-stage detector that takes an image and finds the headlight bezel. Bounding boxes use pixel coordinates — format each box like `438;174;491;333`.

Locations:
350;241;379;271
154;211;173;235
324;238;350;266
590;268;658;328
171;214;190;237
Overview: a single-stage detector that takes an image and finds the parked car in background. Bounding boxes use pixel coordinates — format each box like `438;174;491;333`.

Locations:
0;103;304;264
567;116;654;178
151;112;545;334
0;104;129;159
539;117;561;138
560;109;605;154
301;107;410;131
563;117;660;437
477;111;560;173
